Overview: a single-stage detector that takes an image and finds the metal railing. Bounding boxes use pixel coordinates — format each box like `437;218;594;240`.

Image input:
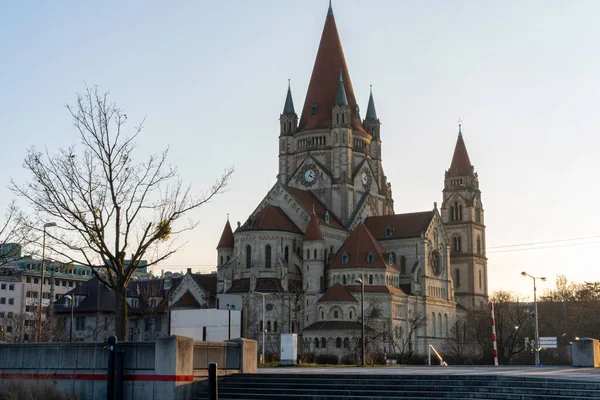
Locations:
428;344;448;366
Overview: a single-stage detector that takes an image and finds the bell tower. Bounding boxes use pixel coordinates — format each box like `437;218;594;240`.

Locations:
440;123;488;310
278;80;297;183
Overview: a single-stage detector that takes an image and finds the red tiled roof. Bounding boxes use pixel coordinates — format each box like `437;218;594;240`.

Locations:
448;132;473;178
237;205;302;234
297;11;365;134
318;282;357;303
345;284;405;295
217;220;234;248
304;213;324;241
364;211;435;241
329;224;397;270
172;291;201;309
255;278;283;293
286;186;345;230
227;278;250;293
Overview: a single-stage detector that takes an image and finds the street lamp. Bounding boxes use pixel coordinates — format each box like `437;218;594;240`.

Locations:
226;303;232;340
521;271;546;366
252;291;270;364
64;295;74;342
354;277;365;366
38;221;57;342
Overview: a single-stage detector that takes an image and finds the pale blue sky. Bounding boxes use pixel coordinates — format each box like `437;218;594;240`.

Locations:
2;1;599;299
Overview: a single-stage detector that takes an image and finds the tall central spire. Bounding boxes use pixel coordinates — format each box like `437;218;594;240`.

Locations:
297;3;365;133
448;126;474;178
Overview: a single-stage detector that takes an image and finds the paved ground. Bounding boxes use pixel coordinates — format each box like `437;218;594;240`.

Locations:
259;366;600;381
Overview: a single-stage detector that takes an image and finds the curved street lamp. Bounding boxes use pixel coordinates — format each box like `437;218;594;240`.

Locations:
521;271;546;366
354;277;365;366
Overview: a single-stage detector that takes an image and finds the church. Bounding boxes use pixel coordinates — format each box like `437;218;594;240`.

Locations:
215;3;488;362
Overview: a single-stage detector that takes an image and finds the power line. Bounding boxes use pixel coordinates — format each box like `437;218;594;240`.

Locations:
488;235;600;249
488;240;600;254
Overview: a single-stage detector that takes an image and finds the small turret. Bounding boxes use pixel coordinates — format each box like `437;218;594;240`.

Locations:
363;85;380;138
333;72;351;128
302;212;326;297
216;216;234;267
280;80;298;135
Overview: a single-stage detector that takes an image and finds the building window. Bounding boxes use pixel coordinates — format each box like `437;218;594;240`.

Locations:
312;102;318;116
75;317;85;331
220;256;224;266
385;226;393;238
321;310;324;319
144;318;151;332
450;206;455;221
342;275;346;285
343;338;349;348
306;249;310;259
325;211;330;224
432;312;436;336
321;337;326;349
8;298;14;305
336;338;342;348
476;207;481;223
246;245;252;269
477;236;481;254
266;321;271;333
320;276;324;292
459;205;463;220
369;275;373;285
341;252;349;265
334;310;339;319
274;321;278;332
479;269;482;289
265;245;272;268
8;284;14;291
455;269;461;287
0;298;5;304
314;338;319;348
366;251;374;264
284;246;289;263
453;237;462;252
400;256;407;275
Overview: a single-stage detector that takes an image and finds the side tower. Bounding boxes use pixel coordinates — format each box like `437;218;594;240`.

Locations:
440;124;488;310
278;81;297;184
302;213;325;326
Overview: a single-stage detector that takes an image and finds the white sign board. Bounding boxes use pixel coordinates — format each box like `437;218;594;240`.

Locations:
170;309;242;342
539;337;558;349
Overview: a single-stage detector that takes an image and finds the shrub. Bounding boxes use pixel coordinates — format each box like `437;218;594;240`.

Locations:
0;381;79;400
315;354;339;365
301;352;315;364
340;353;357;365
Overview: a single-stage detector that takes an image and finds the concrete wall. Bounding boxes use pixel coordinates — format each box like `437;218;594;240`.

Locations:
0;336;257;400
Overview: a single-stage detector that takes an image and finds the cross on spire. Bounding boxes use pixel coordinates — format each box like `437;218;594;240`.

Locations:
458;118;463;136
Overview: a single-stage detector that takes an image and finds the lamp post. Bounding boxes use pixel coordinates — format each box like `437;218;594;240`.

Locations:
226;303;232;340
252;291;270;364
64;295;74;342
521;271;546;366
354;277;365;366
38;221;56;342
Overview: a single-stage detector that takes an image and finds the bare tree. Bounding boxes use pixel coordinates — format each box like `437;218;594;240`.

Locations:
386;312;426;364
12;87;233;340
443;319;470;363
0;201;35;264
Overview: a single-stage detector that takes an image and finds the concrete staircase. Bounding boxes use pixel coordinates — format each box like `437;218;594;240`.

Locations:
194;373;600;400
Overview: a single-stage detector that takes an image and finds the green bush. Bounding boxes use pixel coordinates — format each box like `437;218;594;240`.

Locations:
0;381;79;400
340;353;357;365
315;354;339;365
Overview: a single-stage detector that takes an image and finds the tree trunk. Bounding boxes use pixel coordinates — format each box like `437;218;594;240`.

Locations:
115;285;128;341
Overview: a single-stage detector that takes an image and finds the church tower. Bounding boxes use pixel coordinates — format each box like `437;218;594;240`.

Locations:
440;124;488;310
364;86;382;190
278;81;297;184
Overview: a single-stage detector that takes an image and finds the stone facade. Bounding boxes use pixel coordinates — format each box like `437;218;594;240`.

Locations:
215;5;488;362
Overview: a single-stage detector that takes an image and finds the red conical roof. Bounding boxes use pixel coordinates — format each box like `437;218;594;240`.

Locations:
304;213;324;241
329;224;396;270
448;131;473;178
217;220;234;249
297;10;365;133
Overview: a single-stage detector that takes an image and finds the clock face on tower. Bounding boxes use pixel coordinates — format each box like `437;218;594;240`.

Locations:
304;169;316;183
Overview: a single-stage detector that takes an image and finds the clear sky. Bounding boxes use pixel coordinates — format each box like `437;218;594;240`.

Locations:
2;0;599;300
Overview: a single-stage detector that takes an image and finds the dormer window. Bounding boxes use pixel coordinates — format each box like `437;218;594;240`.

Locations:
366;251;374;264
388;254;393;265
385;226;393;238
325;211;330;224
341;251;349;265
312;102;318;116
247;218;253;228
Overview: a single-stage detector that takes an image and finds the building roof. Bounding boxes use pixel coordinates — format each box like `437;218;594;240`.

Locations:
345;284;405;295
364;211;435;241
227;278;250;294
297;8;365;133
447;127;474;178
286;186;345;230
329;223;397;271
318;283;357;303
217;219;234;248
282;81;296;115
334;72;348;106
365;86;378;120
226;278;283;294
304;213;324;241
237;205;302;234
303;320;362;332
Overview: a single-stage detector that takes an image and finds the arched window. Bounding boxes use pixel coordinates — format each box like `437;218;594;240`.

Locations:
450;206;455;221
334;310;339;319
314;338;319;348
369;275;373;285
220;256;223;266
459;205;463;220
477;235;481;254
349;310;353;319
343;275;347;285
267;321;271;333
284;246;289;263
432;312;436;336
366;251;374;264
455;269;461;287
400;256;407;275
306;249;310;259
476;207;482;223
343;338;349;348
321;337;326;349
312;102;318;116
321;310;324;319
314;249;317;259
336;338;342;348
342;252;349;265
246;245;252;269
336;114;340;124
444;314;449;336
438;314;442;336
479;269;483;289
265;245;272;268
